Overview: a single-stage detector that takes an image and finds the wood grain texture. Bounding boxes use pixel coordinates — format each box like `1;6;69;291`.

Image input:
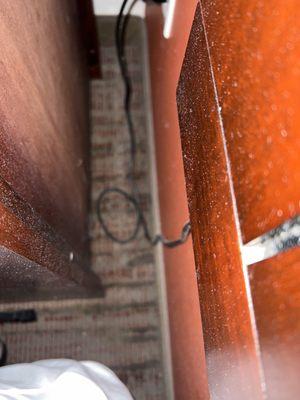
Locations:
197;2;300;397
0;176;103;301
0;0;103;294
177;5;264;399
249;247;300;400
0;246;99;302
146;2;209;399
0;0;89;251
200;0;300;242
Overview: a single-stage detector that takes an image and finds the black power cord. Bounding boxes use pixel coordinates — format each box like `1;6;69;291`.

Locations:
0;309;37;366
96;0;191;247
0;309;37;323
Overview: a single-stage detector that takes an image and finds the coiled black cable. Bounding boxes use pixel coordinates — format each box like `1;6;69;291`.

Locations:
96;0;191;247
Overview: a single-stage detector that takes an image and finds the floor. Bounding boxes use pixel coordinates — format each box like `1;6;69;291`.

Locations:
0;17;167;400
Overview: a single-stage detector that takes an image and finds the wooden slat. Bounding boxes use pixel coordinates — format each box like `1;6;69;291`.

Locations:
0;176;103;300
249;247;300;400
0;0;103;295
200;0;300;242
0;0;89;251
177;5;264;399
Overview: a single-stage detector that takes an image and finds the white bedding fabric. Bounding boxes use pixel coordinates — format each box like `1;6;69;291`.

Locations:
0;359;133;400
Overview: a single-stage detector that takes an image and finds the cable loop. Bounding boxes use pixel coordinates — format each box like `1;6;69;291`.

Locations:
96;0;191;248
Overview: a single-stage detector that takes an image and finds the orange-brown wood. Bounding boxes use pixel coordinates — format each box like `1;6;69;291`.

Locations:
0;0;89;252
0;176;102;301
0;0;103;295
177;5;264;399
197;2;300;398
146;2;209;399
200;0;300;243
249;247;300;400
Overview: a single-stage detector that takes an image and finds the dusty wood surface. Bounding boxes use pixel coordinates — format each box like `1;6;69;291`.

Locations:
200;0;300;243
177;5;264;399
250;247;300;399
178;1;300;398
0;176;102;301
0;0;102;295
0;0;89;251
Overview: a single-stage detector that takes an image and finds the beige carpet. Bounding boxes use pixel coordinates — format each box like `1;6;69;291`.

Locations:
0;17;166;399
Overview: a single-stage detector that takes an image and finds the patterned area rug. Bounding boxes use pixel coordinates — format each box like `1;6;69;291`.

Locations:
0;17;166;400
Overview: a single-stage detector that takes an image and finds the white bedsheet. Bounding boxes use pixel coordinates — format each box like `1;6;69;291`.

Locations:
0;359;133;400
